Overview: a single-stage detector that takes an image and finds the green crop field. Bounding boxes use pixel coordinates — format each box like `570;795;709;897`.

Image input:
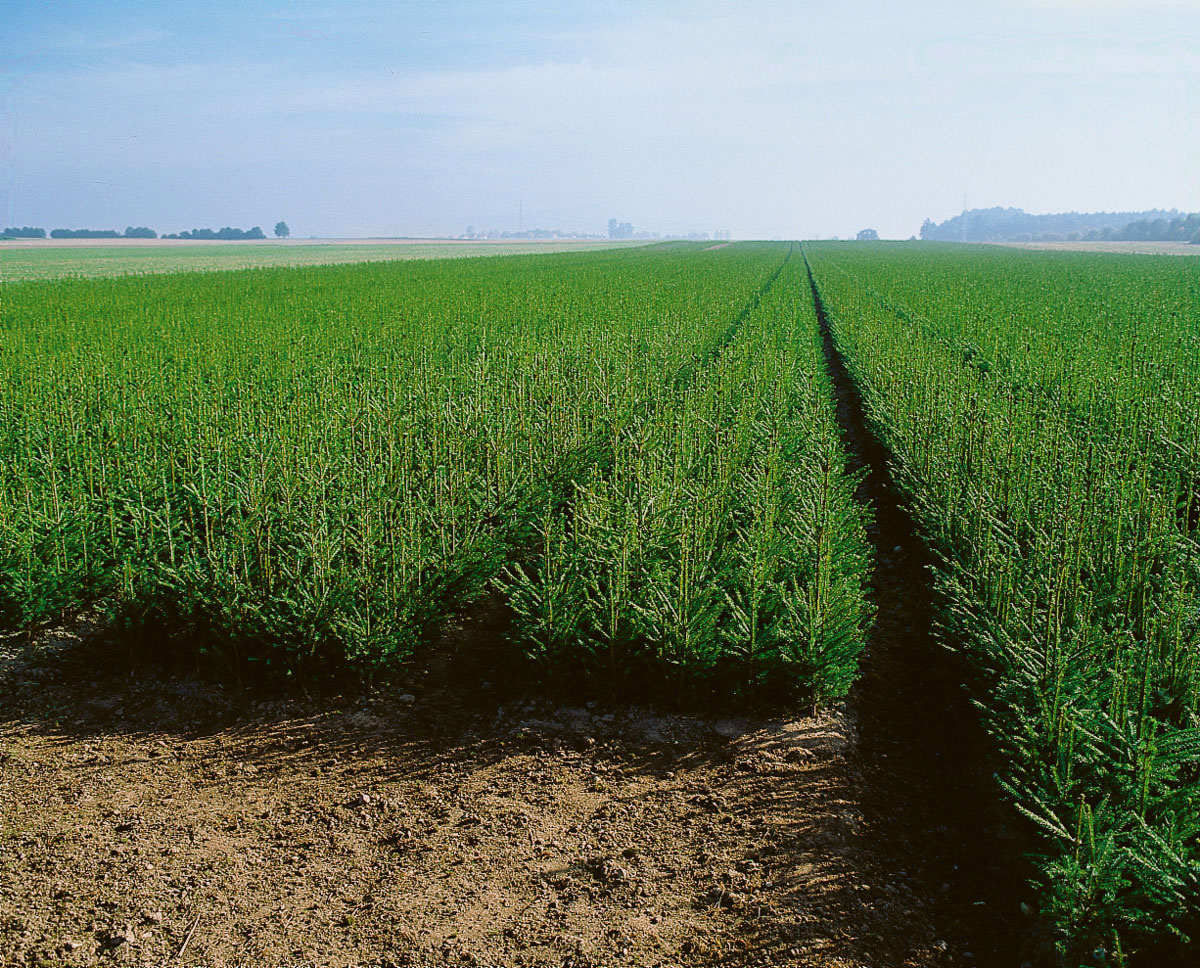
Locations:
2;239;1197;960
0;243;871;704
806;241;1200;959
0;238;645;281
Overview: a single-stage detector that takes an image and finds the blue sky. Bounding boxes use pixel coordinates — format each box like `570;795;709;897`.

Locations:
2;0;1197;239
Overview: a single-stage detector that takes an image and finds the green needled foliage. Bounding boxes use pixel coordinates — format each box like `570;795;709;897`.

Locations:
0;246;777;671
7;232;1196;958
0;243;872;705
805;241;1200;963
500;256;873;702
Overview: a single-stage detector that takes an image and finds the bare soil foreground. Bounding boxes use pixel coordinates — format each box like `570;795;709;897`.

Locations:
1;602;1045;968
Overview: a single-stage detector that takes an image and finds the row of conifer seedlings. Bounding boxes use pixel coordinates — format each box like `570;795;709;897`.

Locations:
0;243;873;704
501;255;873;702
805;241;1200;964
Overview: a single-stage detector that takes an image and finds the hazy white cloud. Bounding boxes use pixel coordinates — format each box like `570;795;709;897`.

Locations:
3;0;1197;239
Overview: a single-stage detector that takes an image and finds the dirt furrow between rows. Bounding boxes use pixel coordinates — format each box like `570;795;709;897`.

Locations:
801;245;1050;967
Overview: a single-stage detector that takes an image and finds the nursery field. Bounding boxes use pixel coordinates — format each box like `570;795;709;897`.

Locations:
2;240;1198;964
0;242;870;704
806;241;1200;960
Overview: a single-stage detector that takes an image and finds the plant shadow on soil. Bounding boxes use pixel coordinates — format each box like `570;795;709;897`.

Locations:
4;573;1057;968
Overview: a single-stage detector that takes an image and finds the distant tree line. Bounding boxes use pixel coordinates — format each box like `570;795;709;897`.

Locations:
7;227;159;239
49;228;120;238
5;224;287;241
919;207;1179;243
163;226;267;240
1104;212;1200;243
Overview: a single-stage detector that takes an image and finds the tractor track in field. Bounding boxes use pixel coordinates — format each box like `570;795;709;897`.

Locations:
802;245;1053;967
670;243;793;393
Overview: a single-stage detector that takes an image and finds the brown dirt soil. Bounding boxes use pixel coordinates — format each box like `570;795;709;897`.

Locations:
0;627;861;967
0;589;1048;968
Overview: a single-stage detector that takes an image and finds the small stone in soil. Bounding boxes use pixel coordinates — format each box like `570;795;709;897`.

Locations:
103;927;135;949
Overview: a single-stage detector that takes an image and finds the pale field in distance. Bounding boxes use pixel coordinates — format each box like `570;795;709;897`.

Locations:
997;239;1200;256
0;237;648;281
